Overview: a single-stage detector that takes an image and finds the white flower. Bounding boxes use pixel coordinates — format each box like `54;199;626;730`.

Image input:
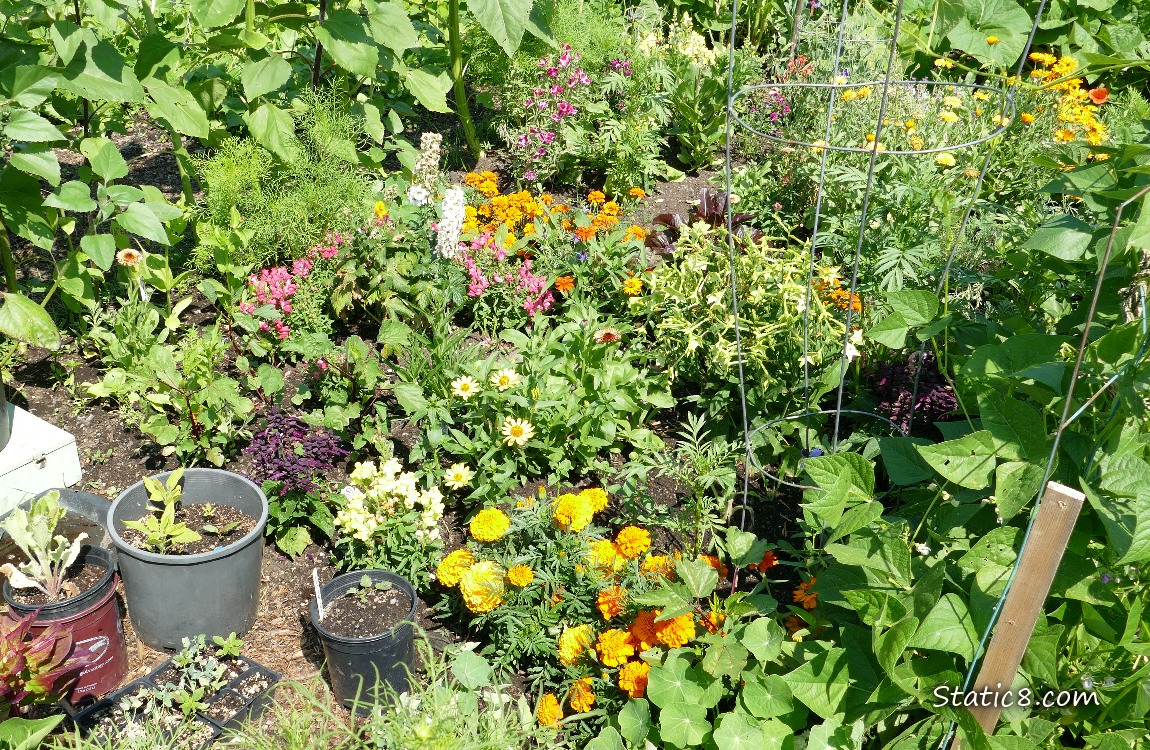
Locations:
914;543;932;555
436;187;466;260
340;486;365;502
406;185;430;206
844;328;864;362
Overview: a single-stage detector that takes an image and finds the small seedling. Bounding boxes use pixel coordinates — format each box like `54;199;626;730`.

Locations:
202;521;240;536
174;685;209;718
201;503;216;518
347;575;392;605
212;632;244;658
122;468;202;553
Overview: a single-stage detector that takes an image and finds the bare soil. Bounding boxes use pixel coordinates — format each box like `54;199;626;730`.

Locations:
320;585;413;640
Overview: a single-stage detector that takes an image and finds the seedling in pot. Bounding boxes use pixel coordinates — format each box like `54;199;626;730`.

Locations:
347;575;392;605
122;468;202;553
202;520;240;537
200;503;216;519
212;632;244;659
0;491;88;602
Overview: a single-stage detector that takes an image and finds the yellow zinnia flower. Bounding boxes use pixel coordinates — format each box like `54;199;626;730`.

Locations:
622;277;643;296
451;375;480;400
501;417;535;447
444;463;474;490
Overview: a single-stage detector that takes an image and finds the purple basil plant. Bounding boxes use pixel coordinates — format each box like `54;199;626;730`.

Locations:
867;351;958;433
243;408;348;495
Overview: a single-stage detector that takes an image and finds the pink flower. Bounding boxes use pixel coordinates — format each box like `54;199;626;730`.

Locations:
545;67;559;78
550;84;564;96
316;358;328;370
540;132;555;145
238;302;256;314
524;170;537;180
516;134;530;148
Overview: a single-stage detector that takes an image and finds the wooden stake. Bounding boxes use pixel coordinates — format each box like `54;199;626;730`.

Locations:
951;481;1085;749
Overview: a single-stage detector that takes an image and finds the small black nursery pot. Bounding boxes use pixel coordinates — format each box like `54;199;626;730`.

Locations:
308;569;418;715
108;469;268;650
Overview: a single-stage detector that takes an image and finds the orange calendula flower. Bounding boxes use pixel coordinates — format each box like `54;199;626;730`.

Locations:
555;276;575;294
746;550;778;573
568;677;595;713
506;564;534;587
596;585;627;620
587;190;606;205
794;576;818;609
1054;128;1076;143
614;526;651;559
537;694;563;726
558;624;593;666
617;660;650;698
654;612;696;648
628;187;646;199
629;609;659;651
1088;87;1109;105
699;554;729;579
436;549;475;587
1020;112;1036;124
470;508;510;542
596;628;635;667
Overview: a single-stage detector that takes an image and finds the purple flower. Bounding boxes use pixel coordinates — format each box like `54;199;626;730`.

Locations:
576;251;589;261
1102;574;1112;584
524;170;537;180
803;448;824;458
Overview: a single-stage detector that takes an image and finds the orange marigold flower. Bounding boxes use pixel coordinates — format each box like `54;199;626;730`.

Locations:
558;624;593;666
537;693;563;726
1089;87;1109;105
435;549;475;587
614;526;651;559
641;554;675;580
746;550;778;573
654;612;696;648
794;576;818;610
700;610;726;634
506;564;534;587
628;187;647;199
588;539;624;574
617;660;650;698
574;225;597;242
470;507;510;542
596;585;628;620
596;628;635;667
600;200;621;217
785;614;808;637
568;677;595;713
587;190;606;204
555;276;575;294
629;609;659;651
580;488;609;513
699;554;729;579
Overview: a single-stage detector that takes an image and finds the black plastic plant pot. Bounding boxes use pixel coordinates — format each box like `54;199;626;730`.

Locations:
308;569;418;715
107;469;268;651
3;545;128;702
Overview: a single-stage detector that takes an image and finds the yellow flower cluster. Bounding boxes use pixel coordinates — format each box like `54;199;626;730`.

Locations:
614;526;651;559
436;549;474;587
335;459;444;544
1028;53;1108;145
551;488;607;532
568;677;595;713
506;563;534;587
470;508;510;543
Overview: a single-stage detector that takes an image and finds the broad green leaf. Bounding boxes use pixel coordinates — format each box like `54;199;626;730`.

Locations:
187;0;245;28
467;0;533;56
43;181;96;213
977;391;1047;461
677;557;719;598
957;527;1020;572
1084;483;1150;565
60;39;144;102
4;109;63;142
317;10;379;78
841;589;909;627
134;33;182;81
0;715;65;750
366;0;419;53
945;0;1032;66
658;703;710;748
0;169;54;249
145;79;209;138
114;202;170;245
804;453;875;497
275;525;310;557
405;67;452;113
740;670;793;719
908;593;979;660
866;311;909;348
0;66;58;108
741;617;784;663
80;234;116;271
1020;214;1094;261
243;104;299;162
79;137;129;181
700;637;749;678
887;290;939;327
712;712;762;750
0;293;60;349
875;615;919;673
786;647;850;719
916;430;997;489
826;501;884;544
450;650;492;689
618;699;651;746
241;56;293;101
586;727;626;750
993;460;1045;521
879;437;934;485
9;146;60;185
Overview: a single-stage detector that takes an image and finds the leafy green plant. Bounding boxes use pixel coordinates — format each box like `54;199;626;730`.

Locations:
0;491;88;602
0;715;65;750
212;633;244;659
347;574;394;605
122;468;202;554
0;611;92;719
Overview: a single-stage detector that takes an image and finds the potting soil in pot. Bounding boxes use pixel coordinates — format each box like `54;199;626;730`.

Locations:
7;561;104;606
119;503;256;554
322;587;413;639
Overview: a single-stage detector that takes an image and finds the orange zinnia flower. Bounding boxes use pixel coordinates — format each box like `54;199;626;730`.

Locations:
555;276;575;293
1088;87;1109;105
746;550;778;573
793;576;818;610
574;226;597;242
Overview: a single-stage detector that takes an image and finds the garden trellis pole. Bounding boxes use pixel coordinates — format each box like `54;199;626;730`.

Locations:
949;481;1085;749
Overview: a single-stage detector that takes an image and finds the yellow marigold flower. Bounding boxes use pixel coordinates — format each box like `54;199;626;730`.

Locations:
587;190;606;205
596;585;627;620
934;58;955;69
986;35;1000;45
939;110;959;124
501;417;535;447
641;554;675;580
552;493;594;533
1021;112;1036;124
629;609;658;651
506;564;534;587
1054;128;1076;143
622;277;643;296
580;488;609;514
470;508;510;542
624;224;648;241
614;526;651;559
596;628;635;667
628;187;646;199
654;612;696;648
451;375;480;400
568;677;595;713
617;660;650;698
436;549;474;587
934;153;956;168
537;693;562;726
794;576;818;609
459;560;505;613
558;624;593;666
589;539;625;574
373;200;389;218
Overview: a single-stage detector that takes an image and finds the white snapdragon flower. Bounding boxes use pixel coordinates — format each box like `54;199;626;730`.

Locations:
406;185;430;206
436;187;466;260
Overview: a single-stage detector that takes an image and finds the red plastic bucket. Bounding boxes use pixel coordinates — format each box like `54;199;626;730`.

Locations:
2;545;128;702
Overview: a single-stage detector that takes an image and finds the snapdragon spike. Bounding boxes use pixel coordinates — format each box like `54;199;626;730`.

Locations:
244;408;348;495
